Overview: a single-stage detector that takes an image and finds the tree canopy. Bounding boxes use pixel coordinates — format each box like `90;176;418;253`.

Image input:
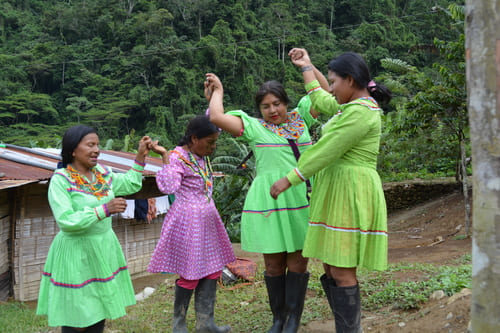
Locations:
0;0;463;150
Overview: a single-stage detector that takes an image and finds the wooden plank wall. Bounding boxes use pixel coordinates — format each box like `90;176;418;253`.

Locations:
0;190;10;301
12;183;53;301
114;215;164;279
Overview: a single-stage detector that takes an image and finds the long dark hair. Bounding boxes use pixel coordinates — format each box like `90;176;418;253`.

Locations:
328;52;392;107
255;80;290;111
60;125;97;168
178;115;219;146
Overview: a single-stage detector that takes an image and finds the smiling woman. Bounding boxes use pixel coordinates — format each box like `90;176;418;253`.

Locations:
255;81;289;125
36;125;152;333
204;72;329;332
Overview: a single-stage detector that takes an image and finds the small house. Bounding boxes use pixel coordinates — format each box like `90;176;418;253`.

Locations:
0;144;167;301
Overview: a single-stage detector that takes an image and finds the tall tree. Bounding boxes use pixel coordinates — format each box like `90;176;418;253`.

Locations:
465;0;500;331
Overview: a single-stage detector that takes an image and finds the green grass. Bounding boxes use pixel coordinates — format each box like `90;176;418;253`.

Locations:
0;255;472;332
0;302;49;333
360;255;472;311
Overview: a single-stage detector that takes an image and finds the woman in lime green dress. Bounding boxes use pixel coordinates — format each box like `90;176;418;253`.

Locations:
37;125;152;332
205;72;327;333
271;49;392;333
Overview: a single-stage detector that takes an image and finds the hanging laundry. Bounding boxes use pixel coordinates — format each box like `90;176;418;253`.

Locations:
147;198;157;223
134;199;148;221
121;200;136;219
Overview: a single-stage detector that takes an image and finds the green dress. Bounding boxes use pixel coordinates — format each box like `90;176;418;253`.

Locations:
287;81;388;270
36;161;144;327
228;96;315;254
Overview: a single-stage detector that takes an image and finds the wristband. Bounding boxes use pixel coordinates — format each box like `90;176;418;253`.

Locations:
103;203;110;217
134;159;146;167
300;65;313;72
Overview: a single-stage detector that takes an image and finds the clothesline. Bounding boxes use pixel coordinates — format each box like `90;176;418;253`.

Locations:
120;195;170;222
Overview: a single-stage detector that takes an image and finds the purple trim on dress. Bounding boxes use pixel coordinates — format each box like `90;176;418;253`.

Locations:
42;266;129;289
103;203;110;217
243;204;310;217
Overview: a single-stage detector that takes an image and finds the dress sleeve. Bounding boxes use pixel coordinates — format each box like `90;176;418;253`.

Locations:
48;173;109;232
286;105;373;185
294;95;317;128
305;80;341;117
155;152;185;195
225;110;258;142
109;160;145;196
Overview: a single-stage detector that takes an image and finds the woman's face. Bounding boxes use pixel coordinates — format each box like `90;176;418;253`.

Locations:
259;93;288;125
328;70;355;105
191;132;219;156
72;133;100;170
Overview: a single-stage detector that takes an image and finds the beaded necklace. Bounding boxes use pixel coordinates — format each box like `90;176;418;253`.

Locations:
258;110;305;139
171;150;213;202
67;165;110;199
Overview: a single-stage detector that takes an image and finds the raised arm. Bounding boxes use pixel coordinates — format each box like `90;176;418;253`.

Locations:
289;48;316;86
314;65;329;91
205;73;244;137
289;48;328;118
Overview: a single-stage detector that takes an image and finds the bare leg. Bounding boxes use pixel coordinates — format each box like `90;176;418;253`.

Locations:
263;252;287;276
286;250;309;273
323;263;357;286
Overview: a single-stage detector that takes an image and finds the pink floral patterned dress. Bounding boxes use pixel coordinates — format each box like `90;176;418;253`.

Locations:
147;146;235;280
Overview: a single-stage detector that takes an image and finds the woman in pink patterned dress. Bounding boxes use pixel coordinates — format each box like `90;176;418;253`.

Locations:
147;115;235;333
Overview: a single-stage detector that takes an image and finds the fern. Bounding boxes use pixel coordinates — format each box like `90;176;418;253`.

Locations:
448;4;465;22
380;58;416;74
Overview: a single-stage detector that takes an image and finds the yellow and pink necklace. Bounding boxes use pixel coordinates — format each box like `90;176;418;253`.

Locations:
67;165;110;199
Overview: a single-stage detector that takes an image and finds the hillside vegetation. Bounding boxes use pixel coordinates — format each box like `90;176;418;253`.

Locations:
1;0;463;149
0;0;468;230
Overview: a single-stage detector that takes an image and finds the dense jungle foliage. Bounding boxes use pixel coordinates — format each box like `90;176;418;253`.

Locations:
0;0;467;236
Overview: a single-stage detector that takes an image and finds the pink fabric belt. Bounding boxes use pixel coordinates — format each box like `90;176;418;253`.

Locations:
176;271;222;289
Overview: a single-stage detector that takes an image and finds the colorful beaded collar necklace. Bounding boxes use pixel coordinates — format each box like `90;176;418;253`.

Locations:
258;110;305;139
67;165;110;199
171;150;213;202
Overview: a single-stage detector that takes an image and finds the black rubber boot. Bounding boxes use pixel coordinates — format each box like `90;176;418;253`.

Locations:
173;283;194;333
194;278;231;333
86;320;105;333
329;282;363;333
264;272;286;333
61;327;84;333
61;320;105;333
282;271;309;333
320;274;335;312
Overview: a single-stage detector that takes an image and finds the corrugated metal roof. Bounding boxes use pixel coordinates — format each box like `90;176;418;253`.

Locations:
0;179;40;190
0;144;163;182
